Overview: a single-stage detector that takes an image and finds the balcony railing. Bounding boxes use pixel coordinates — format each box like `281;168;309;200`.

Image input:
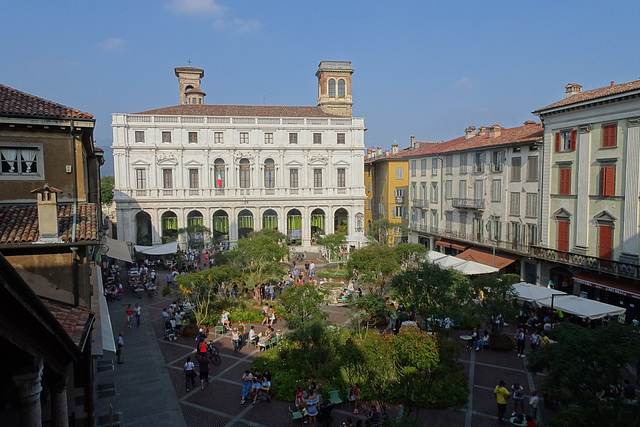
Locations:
452;198;485;209
408;222;640;279
531;246;640;280
412;199;428;208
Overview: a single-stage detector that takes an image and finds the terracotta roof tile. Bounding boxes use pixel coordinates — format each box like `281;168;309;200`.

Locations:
40;298;93;348
0;203;98;244
0;84;93;120
134;104;342;118
408;122;543;157
535;80;640;113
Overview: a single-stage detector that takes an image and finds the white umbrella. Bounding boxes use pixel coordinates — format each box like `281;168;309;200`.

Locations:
536;294;626;320
511;282;566;302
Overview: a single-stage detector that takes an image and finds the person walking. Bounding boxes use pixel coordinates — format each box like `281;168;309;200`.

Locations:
494;380;511;425
134;303;141;327
197;352;210;391
125;304;133;328
184;357;196;392
116;332;124;364
195;328;207;351
516;328;526;357
512;381;525;416
232;328;240;353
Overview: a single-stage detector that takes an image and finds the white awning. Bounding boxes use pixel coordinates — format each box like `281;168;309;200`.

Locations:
104;237;132;263
512;282;567;302
427;251;498;275
96;265;116;352
134;241;179;255
536;294;626;320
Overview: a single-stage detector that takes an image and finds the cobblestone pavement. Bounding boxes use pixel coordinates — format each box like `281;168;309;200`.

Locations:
98;263;558;426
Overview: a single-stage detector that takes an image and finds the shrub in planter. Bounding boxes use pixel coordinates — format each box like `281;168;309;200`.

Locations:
162;286;172;297
489;332;514;351
182;323;198;339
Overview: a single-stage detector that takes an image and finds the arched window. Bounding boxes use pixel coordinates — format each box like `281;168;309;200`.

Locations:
338;79;346;98
264;158;275;189
239;158;250;189
214;158;225;188
328;79;336;97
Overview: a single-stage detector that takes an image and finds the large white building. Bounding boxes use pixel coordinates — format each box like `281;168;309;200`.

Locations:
112;62;366;250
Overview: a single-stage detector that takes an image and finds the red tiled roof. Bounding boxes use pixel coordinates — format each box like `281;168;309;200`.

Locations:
41;298;93;348
408;122;543;157
0;84;93;120
134;104;342;118
535;80;640;113
0;203;98;244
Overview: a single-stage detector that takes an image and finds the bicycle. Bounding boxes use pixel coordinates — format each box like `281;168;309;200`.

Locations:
206;342;221;366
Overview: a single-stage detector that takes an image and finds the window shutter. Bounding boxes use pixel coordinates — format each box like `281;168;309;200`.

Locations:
555;132;561;152
602;166;615;196
570;130;577;151
559;168;571;194
598;225;613;259
557;221;569;251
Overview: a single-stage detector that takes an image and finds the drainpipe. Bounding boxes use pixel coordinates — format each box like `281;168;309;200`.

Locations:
70;120;79;306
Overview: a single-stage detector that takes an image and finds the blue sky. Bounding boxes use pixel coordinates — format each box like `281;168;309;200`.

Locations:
2;1;638;175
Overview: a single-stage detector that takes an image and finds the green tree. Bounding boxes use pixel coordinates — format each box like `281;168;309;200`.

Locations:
471;273;519;325
527;323;640;426
390;262;471;328
394;242;427;270
316;232;346;261
227;229;288;285
347;245;400;295
348;293;388;339
101;175;114;205
367;218;394;245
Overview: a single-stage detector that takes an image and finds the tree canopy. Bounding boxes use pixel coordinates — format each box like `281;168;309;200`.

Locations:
394;242;428;270
366;218;394;245
101;175;114;205
347;245;400;294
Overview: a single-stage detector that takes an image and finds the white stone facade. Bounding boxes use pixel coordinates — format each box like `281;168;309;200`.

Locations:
111;63;366;250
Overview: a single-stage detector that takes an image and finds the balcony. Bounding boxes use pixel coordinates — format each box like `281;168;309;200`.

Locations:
531;246;640;280
395;196;405;204
452;198;485;209
412;199;428;208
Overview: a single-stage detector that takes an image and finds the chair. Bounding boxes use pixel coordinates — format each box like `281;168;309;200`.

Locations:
214;325;225;337
328;389;343;409
289;406;303;426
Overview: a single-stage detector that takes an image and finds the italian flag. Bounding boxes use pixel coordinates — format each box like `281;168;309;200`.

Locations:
216;170;222;187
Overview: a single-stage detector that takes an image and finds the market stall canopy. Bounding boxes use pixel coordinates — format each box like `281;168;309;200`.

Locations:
134;241;178;255
536;294;626;320
427;251;498;275
512;282;567;302
103;237;132;263
456;247;519;270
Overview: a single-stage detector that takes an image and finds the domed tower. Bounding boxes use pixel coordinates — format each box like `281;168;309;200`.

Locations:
316;61;354;117
174;66;206;105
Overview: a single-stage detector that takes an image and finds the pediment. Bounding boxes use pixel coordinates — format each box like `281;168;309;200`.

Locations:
553;208;571;218
593;210;617;222
184;159;204;167
131;159;151;166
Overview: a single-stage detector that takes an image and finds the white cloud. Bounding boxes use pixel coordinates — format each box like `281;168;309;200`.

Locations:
454;77;474;89
213;17;261;34
167;0;226;15
99;38;125;52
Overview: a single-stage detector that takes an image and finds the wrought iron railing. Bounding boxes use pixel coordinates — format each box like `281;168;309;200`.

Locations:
452;198;485;209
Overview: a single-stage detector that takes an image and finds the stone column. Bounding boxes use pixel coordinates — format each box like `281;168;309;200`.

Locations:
12;358;44;427
301;207;311;249
574;125;592;252
50;376;69;427
621;118;640;262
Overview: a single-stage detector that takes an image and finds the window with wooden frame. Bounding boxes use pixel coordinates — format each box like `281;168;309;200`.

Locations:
602;124;617;148
337;168;346;188
313;133;322;144
162;131;172;143
264;133;274;144
289;168;299;188
555;130;576;152
313;168;323;188
557;220;569;251
598;223;613;259
214;132;224;144
526;156;539;181
188;168;199;189
188;131;198;143
558;167;571;194
289;133;298;144
511;157;522;182
240;132;249;144
134;131;145;143
600;165;615;196
337;133;345;144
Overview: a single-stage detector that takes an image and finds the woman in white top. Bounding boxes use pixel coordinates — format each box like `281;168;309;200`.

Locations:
184;356;196;391
232;328;240;352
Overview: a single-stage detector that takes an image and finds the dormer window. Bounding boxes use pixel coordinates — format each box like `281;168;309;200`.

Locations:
338;79;346;97
328;79;336;97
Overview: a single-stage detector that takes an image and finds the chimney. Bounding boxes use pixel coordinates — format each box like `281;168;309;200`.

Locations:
478;126;487;136
384;149;390;157
410;135;416;149
524;120;536;125
488;125;502;138
610;81;614;88
377;146;382;156
465;126;476;140
565;83;583;98
31;184;62;241
391;144;398;154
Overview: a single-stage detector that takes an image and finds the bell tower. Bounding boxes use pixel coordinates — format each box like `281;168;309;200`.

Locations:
316;61;354;117
174;66;206;105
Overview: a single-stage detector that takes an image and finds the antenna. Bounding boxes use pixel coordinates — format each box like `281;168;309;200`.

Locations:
187;59;192;66
263;95;266;105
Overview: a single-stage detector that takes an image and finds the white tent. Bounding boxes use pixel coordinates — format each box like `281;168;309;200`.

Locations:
512;282;567;302
134;241;179;255
427;251;498;275
103;237;132;263
536;294;626;320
